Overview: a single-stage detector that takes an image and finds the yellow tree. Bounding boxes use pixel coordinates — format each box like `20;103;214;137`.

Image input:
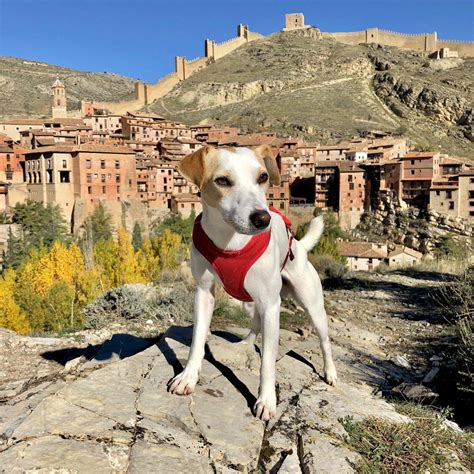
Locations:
138;238;160;282
158;229;182;270
0;269;30;334
117;228;147;285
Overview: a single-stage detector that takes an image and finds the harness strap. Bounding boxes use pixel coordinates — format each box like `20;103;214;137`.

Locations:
269;207;295;271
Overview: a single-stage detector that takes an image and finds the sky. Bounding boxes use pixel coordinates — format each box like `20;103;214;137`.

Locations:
0;0;473;83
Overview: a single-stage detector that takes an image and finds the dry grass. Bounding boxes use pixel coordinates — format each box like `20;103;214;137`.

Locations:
341;403;473;472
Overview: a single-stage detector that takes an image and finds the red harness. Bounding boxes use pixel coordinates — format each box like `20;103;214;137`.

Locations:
192;207;294;302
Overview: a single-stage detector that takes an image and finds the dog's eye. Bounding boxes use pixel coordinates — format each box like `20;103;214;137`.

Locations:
257;172;269;184
215;176;232;187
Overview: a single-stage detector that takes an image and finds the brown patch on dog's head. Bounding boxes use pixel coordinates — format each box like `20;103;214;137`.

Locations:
178;145;217;187
254;144;280;186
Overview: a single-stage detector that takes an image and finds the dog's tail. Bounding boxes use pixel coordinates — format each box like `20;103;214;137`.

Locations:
299;215;324;252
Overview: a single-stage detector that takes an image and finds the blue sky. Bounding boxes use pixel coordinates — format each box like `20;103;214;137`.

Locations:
0;0;473;82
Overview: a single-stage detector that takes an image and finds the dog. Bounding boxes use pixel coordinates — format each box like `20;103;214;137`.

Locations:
168;144;337;421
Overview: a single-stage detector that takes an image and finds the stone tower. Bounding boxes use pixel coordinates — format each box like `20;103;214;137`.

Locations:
51;77;67;118
284;13;306;31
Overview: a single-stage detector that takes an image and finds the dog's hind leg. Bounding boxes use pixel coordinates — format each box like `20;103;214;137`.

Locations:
239;302;260;345
289;262;337;386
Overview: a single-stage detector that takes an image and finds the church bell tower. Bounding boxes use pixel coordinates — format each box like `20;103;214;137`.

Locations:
51;76;67;118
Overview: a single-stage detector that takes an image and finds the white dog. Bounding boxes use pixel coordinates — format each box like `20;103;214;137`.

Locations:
168;144;337;421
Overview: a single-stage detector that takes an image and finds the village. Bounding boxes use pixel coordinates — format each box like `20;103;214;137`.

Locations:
0;71;473;272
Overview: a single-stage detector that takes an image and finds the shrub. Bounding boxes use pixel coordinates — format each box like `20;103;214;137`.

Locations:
309;254;347;286
83;282;194;329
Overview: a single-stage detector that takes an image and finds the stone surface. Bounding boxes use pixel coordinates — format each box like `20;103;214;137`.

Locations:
0;323;458;472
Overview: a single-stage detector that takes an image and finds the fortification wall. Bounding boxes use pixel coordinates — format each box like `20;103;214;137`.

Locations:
94;97;145;115
324;27;473;57
323;31;366;44
437;39;474;57
146;73;180;102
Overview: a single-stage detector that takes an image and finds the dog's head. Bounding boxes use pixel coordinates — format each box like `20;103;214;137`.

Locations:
178;145;280;235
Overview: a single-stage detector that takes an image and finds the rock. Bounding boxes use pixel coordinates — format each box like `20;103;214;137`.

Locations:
392;383;439;401
390;355;411;369
278;449;301;473
299;431;360;473
422;367;440;384
64;355;86;372
145;319;154;325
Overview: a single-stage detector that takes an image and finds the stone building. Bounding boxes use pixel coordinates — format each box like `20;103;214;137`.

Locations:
24;144;137;225
51;78;67;119
283;13;307;31
337;241;387;271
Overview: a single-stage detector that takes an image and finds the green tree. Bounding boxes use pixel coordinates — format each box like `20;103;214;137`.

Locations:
0;212;10;224
155;211;195;245
3;227;28;270
132;222;143;251
11;200;69;249
85;202;113;244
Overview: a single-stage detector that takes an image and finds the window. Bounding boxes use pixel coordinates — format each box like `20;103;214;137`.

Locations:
446;191;452;199
280;193;285;198
115;175;120;183
269;193;274;198
102;186;106;194
115;160;120;169
87;174;92;183
101;160;105;169
470;211;474;216
280;202;285;210
469;191;474;199
348;175;353;182
411;160;415;165
410;170;415;175
88;186;92;194
86;159;91;169
436;190;440;196
349;183;354;190
101;174;106;183
62;160;67;168
449;201;455;210
117;186;120;193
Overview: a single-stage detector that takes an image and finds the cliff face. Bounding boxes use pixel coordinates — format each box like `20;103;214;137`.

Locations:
0;57;136;119
151;29;474;158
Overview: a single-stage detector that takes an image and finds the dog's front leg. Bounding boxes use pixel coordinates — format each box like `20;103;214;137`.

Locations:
254;297;281;421
168;283;215;395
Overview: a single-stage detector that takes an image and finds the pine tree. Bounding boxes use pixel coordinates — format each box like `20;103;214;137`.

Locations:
3;227;28;270
88;202;113;243
132;222;143;251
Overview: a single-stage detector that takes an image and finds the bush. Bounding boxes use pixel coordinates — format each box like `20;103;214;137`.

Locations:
434;266;473;415
83;282;194;329
309;254;347;286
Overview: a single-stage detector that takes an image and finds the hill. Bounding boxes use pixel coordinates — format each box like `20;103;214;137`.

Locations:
151;28;474;157
0;56;137;119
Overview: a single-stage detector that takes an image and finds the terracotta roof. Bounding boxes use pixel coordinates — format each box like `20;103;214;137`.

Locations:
317;142;351;151
0;119;46;125
51;77;65;88
337;241;387;258
338;162;364;173
388;246;422;259
24;144;135;155
401;152;439;159
439;155;472;166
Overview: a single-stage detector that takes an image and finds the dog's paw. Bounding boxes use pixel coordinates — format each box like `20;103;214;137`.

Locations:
324;364;338;386
167;370;198;395
254;393;277;421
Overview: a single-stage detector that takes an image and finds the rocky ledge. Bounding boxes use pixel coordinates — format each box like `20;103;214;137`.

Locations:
0;325;410;473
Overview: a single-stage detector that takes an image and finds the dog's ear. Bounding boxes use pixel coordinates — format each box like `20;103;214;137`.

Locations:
255;144;280;186
178;145;215;187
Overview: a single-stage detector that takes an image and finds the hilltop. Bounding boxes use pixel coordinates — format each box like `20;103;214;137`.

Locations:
0;56;137;119
151;29;474;157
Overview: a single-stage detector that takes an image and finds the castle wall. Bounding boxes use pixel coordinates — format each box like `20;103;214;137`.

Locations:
437;39;474;58
322;31;366;44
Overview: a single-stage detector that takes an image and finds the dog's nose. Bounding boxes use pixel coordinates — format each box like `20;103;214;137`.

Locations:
250;210;271;229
